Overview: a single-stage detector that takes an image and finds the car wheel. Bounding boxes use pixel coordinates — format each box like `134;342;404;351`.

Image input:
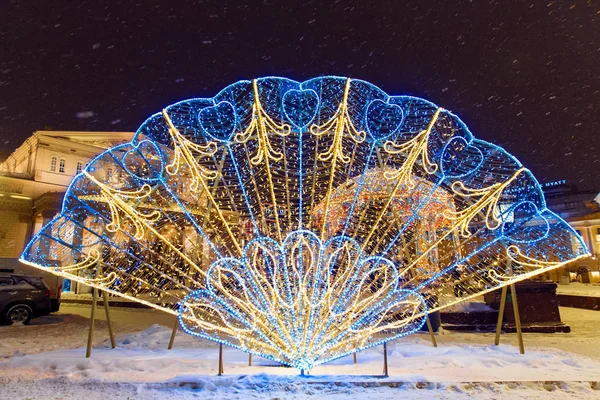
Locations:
5;304;33;325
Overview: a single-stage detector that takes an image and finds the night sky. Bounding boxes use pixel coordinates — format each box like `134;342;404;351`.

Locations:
1;1;598;189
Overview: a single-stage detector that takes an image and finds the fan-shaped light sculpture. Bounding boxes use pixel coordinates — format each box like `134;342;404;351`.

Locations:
21;76;589;370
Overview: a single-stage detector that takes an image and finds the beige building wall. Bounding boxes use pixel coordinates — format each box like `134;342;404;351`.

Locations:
0;209;30;258
0;131;134;279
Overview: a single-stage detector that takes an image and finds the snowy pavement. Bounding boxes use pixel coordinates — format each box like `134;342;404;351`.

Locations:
1;305;599;399
557;282;600;298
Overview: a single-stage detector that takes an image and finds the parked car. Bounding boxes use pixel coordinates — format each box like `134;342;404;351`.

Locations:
0;258;62;312
0;271;52;325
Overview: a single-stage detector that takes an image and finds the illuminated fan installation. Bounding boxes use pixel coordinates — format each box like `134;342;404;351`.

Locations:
21;76;588;370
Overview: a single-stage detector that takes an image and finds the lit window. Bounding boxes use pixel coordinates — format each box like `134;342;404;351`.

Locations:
76;161;83;174
59;158;66;173
50;156;57;172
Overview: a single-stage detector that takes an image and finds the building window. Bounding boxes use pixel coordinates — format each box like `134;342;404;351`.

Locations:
50;156;57;172
76;161;83;174
107;167;113;179
59;158;66;173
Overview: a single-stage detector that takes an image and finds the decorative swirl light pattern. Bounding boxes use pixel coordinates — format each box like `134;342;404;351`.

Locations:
20;76;589;371
179;230;426;370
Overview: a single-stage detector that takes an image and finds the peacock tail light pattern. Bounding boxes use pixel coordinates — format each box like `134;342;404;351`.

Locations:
21;76;588;370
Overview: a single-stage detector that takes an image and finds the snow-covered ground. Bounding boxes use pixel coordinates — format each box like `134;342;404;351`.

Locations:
557;282;600;298
440;299;493;313
1;305;599;399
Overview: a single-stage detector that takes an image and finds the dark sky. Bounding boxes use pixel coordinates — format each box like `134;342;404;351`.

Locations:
1;1;598;189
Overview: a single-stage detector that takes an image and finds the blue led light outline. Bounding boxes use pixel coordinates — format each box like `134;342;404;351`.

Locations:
20;75;590;372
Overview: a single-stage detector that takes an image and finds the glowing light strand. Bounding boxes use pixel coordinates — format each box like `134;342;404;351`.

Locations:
19;76;589;371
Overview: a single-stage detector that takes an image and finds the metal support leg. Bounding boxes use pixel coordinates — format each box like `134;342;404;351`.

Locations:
101;291;116;349
218;343;224;376
426;315;437;347
353;353;357;364
494;285;508;346
510;284;525;354
382;342;389;377
168;316;178;350
248;353;252;366
86;287;98;358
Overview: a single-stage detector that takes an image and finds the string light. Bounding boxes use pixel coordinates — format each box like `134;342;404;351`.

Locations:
19;76;589;371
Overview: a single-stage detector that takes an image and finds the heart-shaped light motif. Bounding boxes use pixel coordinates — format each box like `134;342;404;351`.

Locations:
365;99;404;140
198;101;237;141
441;136;484;178
282;89;319;129
122;140;165;182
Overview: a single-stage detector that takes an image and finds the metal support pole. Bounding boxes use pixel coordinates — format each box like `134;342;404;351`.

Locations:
248;353;252;366
494;285;508;346
353;353;357;364
510;284;525;354
218;343;224;375
382;342;389;377
426;315;437;347
86;287;98;358
168;316;178;350
101;291;116;349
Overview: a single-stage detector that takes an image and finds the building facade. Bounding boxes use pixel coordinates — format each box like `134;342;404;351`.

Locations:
543;182;600;282
0;131;133;260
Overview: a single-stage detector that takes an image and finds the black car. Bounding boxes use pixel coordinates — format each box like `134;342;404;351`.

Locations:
0;272;52;325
